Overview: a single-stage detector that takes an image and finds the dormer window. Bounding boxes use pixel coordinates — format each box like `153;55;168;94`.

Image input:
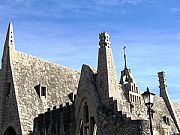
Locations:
34;84;47;98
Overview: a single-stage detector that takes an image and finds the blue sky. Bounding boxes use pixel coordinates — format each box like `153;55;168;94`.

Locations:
0;0;180;102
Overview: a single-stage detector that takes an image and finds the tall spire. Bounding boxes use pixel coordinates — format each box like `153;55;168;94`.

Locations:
2;23;15;63
4;23;15;50
123;46;127;69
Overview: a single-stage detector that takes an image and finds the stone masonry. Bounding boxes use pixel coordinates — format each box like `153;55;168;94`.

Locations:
0;23;80;135
35;32;180;135
158;71;180;132
0;23;180;135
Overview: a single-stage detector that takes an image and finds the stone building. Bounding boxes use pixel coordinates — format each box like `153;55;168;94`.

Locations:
0;23;180;135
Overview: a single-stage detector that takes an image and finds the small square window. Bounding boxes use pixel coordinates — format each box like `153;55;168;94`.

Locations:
41;86;46;97
34;84;47;98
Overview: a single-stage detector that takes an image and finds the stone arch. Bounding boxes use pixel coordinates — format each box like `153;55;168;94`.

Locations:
76;97;98;135
4;126;17;135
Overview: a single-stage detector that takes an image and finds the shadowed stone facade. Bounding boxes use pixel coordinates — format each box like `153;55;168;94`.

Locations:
0;23;180;135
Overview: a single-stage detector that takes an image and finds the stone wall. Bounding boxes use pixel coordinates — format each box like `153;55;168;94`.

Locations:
172;102;180;122
0;55;22;135
96;105;150;135
152;96;179;134
10;51;80;134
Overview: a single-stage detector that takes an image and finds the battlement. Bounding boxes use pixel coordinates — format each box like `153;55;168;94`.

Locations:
99;32;111;47
34;102;75;135
46;102;73;112
97;104;150;135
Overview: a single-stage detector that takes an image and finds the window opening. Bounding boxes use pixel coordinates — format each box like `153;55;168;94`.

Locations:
90;117;96;135
6;83;11;97
84;127;89;135
79;120;83;135
34;84;47;98
41;86;46;97
84;102;89;123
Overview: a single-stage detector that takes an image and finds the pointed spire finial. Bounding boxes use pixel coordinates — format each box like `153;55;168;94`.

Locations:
5;22;15;50
2;23;15;63
123;46;127;69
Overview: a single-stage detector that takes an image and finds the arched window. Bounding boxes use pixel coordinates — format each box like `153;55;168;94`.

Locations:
4;126;17;135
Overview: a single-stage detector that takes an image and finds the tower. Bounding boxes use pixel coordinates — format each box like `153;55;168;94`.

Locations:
120;46;142;104
158;71;180;133
96;32;120;103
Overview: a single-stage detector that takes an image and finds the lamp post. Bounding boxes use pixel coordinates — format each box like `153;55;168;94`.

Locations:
142;87;155;135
